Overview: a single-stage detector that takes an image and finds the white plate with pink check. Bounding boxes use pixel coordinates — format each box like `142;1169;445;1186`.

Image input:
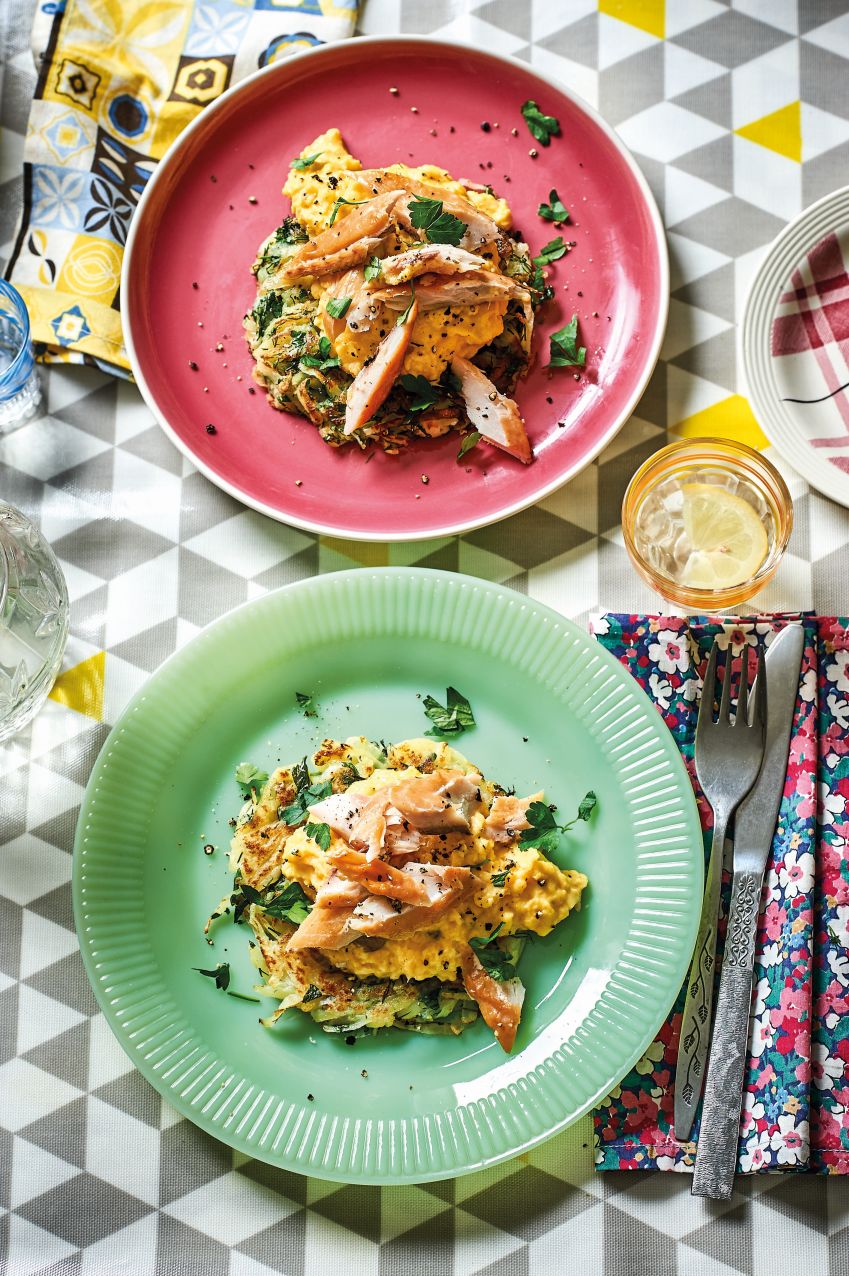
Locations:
743;187;849;508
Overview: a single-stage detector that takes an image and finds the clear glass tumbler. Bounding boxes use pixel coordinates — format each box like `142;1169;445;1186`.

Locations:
0;280;42;430
0;504;69;742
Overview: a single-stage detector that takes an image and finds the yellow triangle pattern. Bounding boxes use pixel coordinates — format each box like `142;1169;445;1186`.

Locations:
735;102;802;163
599;0;664;40
670;394;770;451
49;650;105;721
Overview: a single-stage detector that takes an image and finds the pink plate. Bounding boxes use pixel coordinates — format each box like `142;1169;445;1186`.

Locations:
123;36;668;542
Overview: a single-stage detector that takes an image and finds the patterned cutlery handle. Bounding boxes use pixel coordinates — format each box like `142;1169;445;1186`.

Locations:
673;816;727;1142
691;871;761;1199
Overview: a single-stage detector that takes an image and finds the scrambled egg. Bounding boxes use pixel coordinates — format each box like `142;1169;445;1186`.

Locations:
282;129;513;381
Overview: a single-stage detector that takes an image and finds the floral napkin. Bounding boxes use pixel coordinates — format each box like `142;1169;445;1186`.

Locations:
3;0;359;377
590;613;849;1174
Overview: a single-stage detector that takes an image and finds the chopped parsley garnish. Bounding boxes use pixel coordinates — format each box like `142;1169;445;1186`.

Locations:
364;255;382;282
469;925;516;981
233;879;313;925
305;821;332;852
396;282;416;327
328;196;366;227
279;760;333;825
548;314;586;369
407;195;466;247
235;763;269;798
194;963;231;990
296;691;318;717
250;292;285;337
422;686;476;737
290;151;322;170
491;865;512;888
519;792;597;855
303;984;322;1002
325;296;352;319
533;237;567;266
274;217;309;246
399;373;439;412
521;100;561;146
300;335;340;373
457;430;481;461
537;190;570;223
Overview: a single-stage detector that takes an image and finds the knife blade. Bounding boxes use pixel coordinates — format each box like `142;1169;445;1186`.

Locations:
690;623;805;1194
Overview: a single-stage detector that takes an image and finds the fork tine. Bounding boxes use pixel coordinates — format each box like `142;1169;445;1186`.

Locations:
696;641;719;746
752;645;767;731
719;644;733;723
736;645;749;727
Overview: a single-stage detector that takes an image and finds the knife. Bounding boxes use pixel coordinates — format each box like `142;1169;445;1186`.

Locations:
691;623;806;1198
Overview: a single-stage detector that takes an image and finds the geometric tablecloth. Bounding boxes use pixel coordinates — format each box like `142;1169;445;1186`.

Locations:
4;1;849;1273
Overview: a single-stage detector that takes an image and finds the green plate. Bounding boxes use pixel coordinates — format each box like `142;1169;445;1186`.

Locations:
73;569;702;1183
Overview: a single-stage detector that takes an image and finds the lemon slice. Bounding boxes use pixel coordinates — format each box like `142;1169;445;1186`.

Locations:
678;484;769;591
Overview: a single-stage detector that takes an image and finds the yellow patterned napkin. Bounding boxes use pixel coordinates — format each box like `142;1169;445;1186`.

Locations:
3;0;360;377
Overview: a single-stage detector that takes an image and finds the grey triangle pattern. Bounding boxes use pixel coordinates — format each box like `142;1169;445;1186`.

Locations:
3;0;849;1271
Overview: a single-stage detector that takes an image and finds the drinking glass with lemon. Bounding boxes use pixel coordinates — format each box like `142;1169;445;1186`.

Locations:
622;439;793;612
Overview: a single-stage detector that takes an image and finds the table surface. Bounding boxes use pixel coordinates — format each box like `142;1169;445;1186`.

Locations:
3;1;849;1273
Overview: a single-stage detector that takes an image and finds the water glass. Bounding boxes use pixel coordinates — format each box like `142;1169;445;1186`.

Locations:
0;504;69;742
0;280;42;430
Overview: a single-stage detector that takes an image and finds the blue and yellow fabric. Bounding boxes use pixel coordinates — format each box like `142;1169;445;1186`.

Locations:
4;0;359;377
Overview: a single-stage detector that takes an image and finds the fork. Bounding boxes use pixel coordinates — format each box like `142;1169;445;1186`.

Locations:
672;640;767;1142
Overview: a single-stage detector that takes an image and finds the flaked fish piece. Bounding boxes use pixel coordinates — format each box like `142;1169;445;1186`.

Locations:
461;949;525;1052
348;865;473;938
343;299;419;435
280;190;402;281
280;235;385;283
450;356;532;465
351;170;504;250
316;870;366;909
369;270;519;310
330;847;432;905
376;245;488;286
386;768;483;832
483;792;543;843
320;267;365;345
286;903;356;952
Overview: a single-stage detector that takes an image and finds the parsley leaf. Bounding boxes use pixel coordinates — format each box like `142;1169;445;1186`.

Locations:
422;686;476;737
194;963;231;991
291;151;322;170
533;237;567;266
235;762;269;798
328;196;366;227
279;761;333;825
325;296;351;319
469;925;518;981
296;691;318;717
519;792;597;854
548;314;586;369
521;100;561;146
491;864;512;888
364;255;382;282
303;984;322;1002
233;879;313;924
537;190;570;223
399;373;439;412
305;820;332;852
396;282;416;327
457;430;481;461
407;195;466;247
529;263;554;305
578;791;598;822
300;335;340;373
